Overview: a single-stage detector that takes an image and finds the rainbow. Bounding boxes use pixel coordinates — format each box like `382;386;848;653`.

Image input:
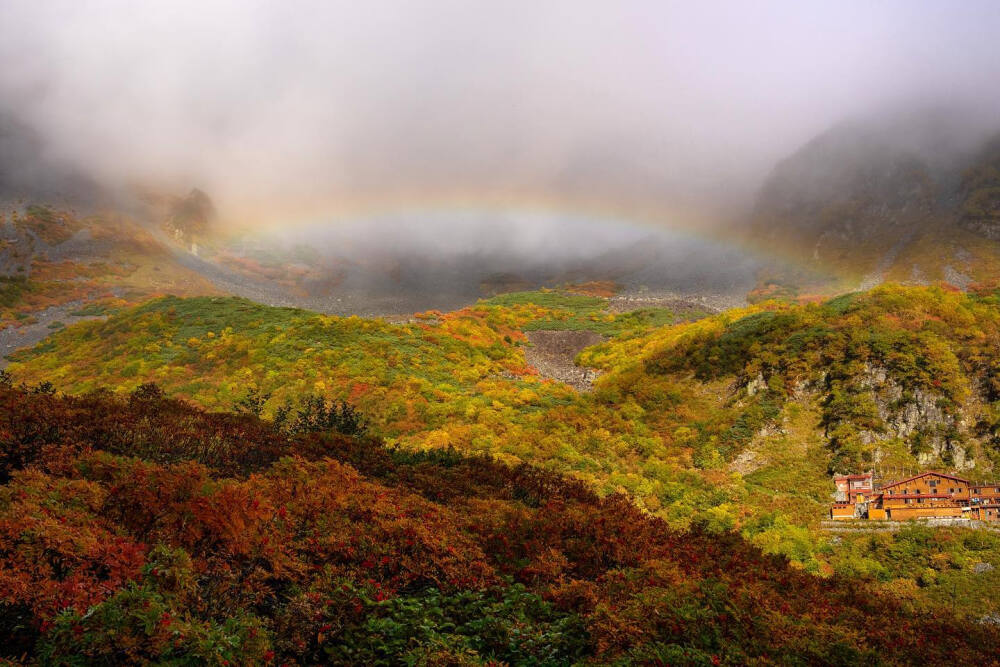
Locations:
216;190;833;285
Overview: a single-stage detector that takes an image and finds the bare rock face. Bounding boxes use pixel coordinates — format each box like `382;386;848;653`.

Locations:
858;363;973;469
728;448;765;475
963;219;1000;240
973;562;995;575
745;372;767;397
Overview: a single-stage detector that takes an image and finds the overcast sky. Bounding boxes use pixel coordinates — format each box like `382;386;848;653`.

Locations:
2;0;999;226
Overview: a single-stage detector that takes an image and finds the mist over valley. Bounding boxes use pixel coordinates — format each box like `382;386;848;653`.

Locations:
4;3;1000;664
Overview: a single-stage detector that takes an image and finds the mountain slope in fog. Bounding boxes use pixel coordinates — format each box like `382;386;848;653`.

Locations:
0;111;103;208
748;110;1000;296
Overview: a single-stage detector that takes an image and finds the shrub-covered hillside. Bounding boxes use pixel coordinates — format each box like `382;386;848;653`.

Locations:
11;284;1000;603
7;292;720;524
584;283;1000;477
0;383;997;665
13;285;1000;497
0;204;219;332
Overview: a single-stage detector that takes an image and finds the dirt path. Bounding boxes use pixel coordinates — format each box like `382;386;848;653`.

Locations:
524;330;605;391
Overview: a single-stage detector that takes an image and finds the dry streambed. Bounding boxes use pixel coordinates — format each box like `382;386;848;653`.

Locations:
524;330;605;391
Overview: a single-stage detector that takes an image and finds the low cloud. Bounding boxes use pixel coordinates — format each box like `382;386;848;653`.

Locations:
1;1;999;226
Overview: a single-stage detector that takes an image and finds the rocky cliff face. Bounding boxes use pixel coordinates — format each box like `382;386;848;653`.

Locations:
856;364;972;470
741;361;985;474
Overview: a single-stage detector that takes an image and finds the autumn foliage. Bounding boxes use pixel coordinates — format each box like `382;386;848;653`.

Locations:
0;384;998;664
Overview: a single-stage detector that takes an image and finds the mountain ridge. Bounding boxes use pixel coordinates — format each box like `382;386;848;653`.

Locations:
745;110;1000;296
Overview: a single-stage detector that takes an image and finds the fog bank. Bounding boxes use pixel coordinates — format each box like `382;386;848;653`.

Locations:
1;1;999;227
